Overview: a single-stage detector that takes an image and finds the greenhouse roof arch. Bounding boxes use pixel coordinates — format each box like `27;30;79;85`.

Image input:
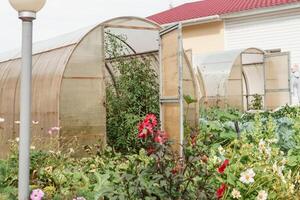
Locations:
0;16;161;63
0;16;161;157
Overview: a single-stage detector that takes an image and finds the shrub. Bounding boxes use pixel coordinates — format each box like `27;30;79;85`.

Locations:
105;33;159;153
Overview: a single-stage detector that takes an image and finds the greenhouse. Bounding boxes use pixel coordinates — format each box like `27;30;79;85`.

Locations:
193;48;291;111
0;16;161;157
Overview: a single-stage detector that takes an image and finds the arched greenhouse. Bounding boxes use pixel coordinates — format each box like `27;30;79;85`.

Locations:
0;16;161;157
193;48;291;111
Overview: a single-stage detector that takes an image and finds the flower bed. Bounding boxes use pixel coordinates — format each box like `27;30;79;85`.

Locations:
0;107;300;199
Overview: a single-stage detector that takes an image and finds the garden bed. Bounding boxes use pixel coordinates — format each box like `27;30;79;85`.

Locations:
1;106;300;199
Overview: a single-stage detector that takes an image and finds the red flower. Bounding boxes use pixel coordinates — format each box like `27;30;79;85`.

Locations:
216;183;226;199
218;159;229;174
137;121;154;139
191;136;197;146
144;114;157;127
171;167;178;175
147;146;156;155
138;131;147;139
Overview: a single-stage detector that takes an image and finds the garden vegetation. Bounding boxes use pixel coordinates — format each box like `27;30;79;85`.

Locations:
0;34;299;199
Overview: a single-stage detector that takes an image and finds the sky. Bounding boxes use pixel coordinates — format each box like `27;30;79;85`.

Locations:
0;0;196;54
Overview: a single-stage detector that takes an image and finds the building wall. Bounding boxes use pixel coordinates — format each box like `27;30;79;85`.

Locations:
225;8;300;65
182;21;225;54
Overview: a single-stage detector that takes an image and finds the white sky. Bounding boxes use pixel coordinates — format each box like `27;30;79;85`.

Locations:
0;0;196;54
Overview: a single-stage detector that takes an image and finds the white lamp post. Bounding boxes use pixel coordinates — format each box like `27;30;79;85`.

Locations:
8;0;46;199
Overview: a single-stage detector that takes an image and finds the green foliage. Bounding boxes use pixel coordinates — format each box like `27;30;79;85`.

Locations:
183;95;197;105
105;32;159;153
249;94;263;110
1;106;300;199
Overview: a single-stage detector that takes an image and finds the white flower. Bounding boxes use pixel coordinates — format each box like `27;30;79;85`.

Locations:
281;158;287;165
14;121;20;124
218;146;225;156
295;172;300;184
32;120;39;125
256;190;268;200
15;137;19;142
272;162;286;183
0;117;5;123
265;147;271;157
289;183;295;194
272;162;278;173
239;168;256;184
258;139;266;153
69;148;75;153
269;138;278;144
30;146;36;150
212;156;222;164
231;188;241;199
258;139;272;157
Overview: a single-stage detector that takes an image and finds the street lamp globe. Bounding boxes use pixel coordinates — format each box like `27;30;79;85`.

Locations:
9;0;46;12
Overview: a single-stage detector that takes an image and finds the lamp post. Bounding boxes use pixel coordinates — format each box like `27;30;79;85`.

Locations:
8;0;46;199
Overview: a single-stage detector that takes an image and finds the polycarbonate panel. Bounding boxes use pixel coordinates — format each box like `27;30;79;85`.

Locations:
60;26;106;150
0;59;21;158
241;53;264;65
243;64;265;96
264;52;291;109
265;53;290;90
0;17;161;63
161;30;179;97
105;51;159;85
265;91;290;110
227;58;243;109
183;54;199;127
160;27;181;152
103;17;160;30
193;49;242;98
0;27;89;63
0;45;76;157
162;103;180;151
106;28;159;54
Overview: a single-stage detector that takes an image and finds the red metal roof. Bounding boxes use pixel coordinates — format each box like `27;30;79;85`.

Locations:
148;0;300;24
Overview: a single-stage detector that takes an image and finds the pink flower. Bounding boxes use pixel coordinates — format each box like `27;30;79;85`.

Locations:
154;135;164;144
218;159;229;174
30;189;44;200
48;126;61;135
154;130;168;144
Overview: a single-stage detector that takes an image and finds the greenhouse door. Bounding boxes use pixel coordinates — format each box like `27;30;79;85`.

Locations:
264;52;291;110
159;24;183;155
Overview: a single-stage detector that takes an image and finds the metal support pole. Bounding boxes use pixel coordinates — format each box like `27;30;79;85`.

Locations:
18;11;35;200
178;23;184;157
